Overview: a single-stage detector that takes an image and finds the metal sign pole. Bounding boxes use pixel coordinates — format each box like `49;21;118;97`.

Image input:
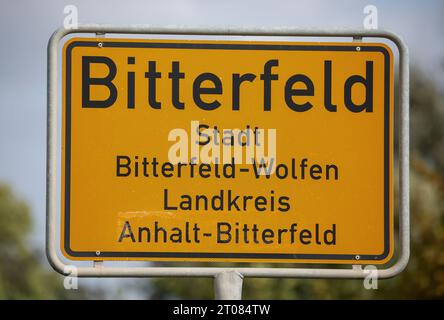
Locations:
214;271;244;300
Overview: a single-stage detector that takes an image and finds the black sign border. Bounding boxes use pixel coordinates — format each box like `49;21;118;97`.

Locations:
63;40;392;262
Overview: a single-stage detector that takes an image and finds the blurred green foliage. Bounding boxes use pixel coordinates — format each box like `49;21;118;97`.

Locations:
149;69;444;299
0;184;97;299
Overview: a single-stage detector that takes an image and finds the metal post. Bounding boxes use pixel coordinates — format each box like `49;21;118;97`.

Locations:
214;271;244;300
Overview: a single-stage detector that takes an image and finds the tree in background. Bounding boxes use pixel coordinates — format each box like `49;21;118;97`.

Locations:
0;184;100;299
148;69;444;299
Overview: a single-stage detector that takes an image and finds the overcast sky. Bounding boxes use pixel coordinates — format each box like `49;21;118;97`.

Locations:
0;0;443;297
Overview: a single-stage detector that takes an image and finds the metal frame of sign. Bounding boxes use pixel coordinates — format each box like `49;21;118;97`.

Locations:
47;25;409;280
